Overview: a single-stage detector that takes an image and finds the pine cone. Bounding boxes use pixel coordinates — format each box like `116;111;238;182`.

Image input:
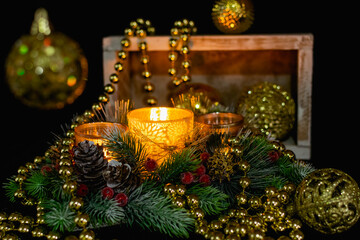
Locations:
103;160;140;193
73;140;108;191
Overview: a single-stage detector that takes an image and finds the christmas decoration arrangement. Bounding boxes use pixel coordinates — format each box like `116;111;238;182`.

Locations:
1;15;360;240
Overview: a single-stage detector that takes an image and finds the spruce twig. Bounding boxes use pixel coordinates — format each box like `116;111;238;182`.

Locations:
125;182;194;238
42;197;76;233
84;192;125;227
151;148;201;184
187;184;229;215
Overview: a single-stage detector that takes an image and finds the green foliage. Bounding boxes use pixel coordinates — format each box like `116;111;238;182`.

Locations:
103;127;148;175
277;156;315;184
187;184;229;215
24;171;49;199
41;197;76;233
3;176;19;203
125;182;194;238
84;192;125;227
151;148;201;185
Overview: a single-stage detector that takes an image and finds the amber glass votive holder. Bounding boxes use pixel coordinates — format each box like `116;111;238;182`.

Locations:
74;122;126;159
195;112;244;136
127;107;194;165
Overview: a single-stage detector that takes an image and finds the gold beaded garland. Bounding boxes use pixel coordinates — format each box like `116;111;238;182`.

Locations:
168;19;196;88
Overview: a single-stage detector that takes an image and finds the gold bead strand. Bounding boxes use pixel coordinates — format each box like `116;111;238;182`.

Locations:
168;19;196;87
131;18;157;106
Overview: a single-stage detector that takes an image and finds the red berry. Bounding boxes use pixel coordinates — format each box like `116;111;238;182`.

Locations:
115;193;128;207
101;187;114;199
181;172;194;185
77;184;89;197
268;150;280;162
199;174;211;186
195;165;206;176
145;158;158;171
200;152;210;163
41;165;52;175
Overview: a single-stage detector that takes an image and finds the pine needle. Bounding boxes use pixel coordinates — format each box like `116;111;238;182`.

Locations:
3;176;19;203
187;184;229;215
84;192;125;227
42;198;76;233
125;182;194;238
152;148;200;184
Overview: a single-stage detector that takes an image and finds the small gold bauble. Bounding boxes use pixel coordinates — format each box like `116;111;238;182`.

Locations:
212;0;254;34
69;197;84;210
295;168;360;234
32;226;46;237
78;229;95;240
46;231;61;240
74;213;90;228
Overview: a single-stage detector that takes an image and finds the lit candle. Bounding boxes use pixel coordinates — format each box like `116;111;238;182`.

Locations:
74;122;126;160
195;112;244;136
127;107;194;165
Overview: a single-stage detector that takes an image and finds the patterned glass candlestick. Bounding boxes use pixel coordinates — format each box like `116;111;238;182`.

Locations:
74;122;126;160
127;107;194;165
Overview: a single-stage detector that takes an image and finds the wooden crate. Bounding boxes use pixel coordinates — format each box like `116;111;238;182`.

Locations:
103;34;313;159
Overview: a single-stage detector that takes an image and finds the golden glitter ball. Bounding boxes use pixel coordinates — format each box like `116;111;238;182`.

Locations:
237;82;295;140
294;168;360;234
212;0;254;34
5;8;87;109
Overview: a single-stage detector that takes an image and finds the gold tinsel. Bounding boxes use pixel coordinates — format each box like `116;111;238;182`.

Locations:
212;0;254;34
237;82;295;140
294;168;360;234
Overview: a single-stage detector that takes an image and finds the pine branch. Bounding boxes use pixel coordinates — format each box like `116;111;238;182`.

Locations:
152;148;201;185
277;156;315;184
84;192;125;227
125;182;194;238
3;176;19;203
42;197;76;233
103;127;148;174
187;184;229;215
24;171;49;199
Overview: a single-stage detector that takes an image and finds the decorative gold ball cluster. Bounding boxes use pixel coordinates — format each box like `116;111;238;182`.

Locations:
168;19;197;87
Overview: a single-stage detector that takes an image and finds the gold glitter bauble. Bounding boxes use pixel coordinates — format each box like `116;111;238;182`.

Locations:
212;0;254;34
237;82;295;140
294;168;360;234
5;8;88;109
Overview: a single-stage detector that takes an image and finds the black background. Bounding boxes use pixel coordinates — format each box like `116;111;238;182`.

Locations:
0;0;359;239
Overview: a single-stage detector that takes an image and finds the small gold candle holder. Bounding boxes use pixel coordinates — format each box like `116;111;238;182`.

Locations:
127;107;194;165
74;122;126;160
195;112;244;136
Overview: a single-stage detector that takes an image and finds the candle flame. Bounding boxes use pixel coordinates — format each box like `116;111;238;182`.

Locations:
150;107;169;121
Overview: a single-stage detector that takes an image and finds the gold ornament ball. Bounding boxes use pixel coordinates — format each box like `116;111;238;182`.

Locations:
294;168;360;234
78;229;95;240
237;82;295;140
212;0;254;34
5;8;87;109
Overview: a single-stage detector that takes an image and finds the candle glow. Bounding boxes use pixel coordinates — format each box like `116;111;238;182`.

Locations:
127;107;194;165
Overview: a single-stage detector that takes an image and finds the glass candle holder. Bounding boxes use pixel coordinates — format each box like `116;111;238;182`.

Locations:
195;112;244;136
74;122;126;160
127;107;194;165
